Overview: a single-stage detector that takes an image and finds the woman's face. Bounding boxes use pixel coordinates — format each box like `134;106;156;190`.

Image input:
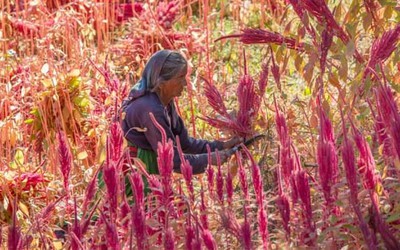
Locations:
163;66;188;98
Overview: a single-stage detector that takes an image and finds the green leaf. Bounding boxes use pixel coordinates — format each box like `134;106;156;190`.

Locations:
346;40;355;58
386;213;400;223
24;119;34;124
69;76;81;90
363;13;372;31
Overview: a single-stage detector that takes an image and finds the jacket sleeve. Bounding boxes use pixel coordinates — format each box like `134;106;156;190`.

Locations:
140;108;219;174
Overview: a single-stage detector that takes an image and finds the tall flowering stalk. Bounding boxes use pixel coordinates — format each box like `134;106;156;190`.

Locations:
100;211;120;250
206;145;215;198
176;136;194;202
316;97;339;217
202;229;217;250
295;170;315;246
185;216;195;250
302;0;364;63
109;121;123;165
374;84;400;161
242;147;269;249
364;24;400;80
103;139;119;217
57;131;72;195
201;53;269;137
164;227;175;250
215;150;224;205
8;199;21;250
128;172;147;249
200;185;209;229
241;206;252;250
236;152;249;200
276;163;291;239
149;112;175;216
274;97;298;203
351;121;400;249
216;28;305;51
226;167;233;206
340;113;377;250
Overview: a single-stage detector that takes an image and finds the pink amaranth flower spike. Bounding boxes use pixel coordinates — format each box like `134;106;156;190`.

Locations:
109;122;123;164
365;24;400;79
340;113;377;249
202;229;217;250
316;97;339;214
57;131;72;195
302;0;364;63
226;169;233;205
164;227;175;250
216;28;305;51
216;150;224;204
129;172;144;207
176;136;194;201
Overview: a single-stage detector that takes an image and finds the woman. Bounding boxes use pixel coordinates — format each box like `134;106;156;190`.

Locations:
121;50;241;175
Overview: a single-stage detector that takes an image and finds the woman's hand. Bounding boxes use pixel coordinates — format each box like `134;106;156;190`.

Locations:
209;149;236;165
222;136;243;149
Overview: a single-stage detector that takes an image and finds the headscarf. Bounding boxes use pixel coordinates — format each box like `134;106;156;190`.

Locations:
127;50;173;102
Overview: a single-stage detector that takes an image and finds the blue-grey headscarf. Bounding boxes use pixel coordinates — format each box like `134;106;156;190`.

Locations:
126;50;173;102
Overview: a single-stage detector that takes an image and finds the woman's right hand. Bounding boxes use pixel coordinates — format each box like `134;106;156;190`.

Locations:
209;149;235;165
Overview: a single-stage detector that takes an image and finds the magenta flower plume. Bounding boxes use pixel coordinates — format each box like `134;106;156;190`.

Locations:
149;112;175;212
57;131;72;194
100;211;120;250
200;187;209;229
316;98;339;211
216;28;305;51
216;150;224;204
109;121;123;164
201;52;269;137
340;114;377;249
185;216;194;250
226;169;233;205
276;165;291;238
157;1;179;30
202;76;230;117
131;205;147;249
241;209;252;250
320;29;333;76
129;172;144;207
103;159;119;216
202;229;217;250
351;122;377;190
365;24;400;79
375;84;400;160
236;152;249;199
8;199;22;250
164;227;175;250
176;136;194;201
296;170;315;246
302;0;363;62
82;168;99;215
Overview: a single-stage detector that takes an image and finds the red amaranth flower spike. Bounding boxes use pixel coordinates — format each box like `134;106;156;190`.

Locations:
216;28;305;51
57;131;72;195
236;152;249;199
216;150;224;204
226;168;233;205
202;229;217;250
206;145;215;197
302;0;364;63
109;122;123;164
176;136;194;201
164;227;175;250
276;165;291;238
365;24;400;79
201;76;230;118
340;111;377;249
